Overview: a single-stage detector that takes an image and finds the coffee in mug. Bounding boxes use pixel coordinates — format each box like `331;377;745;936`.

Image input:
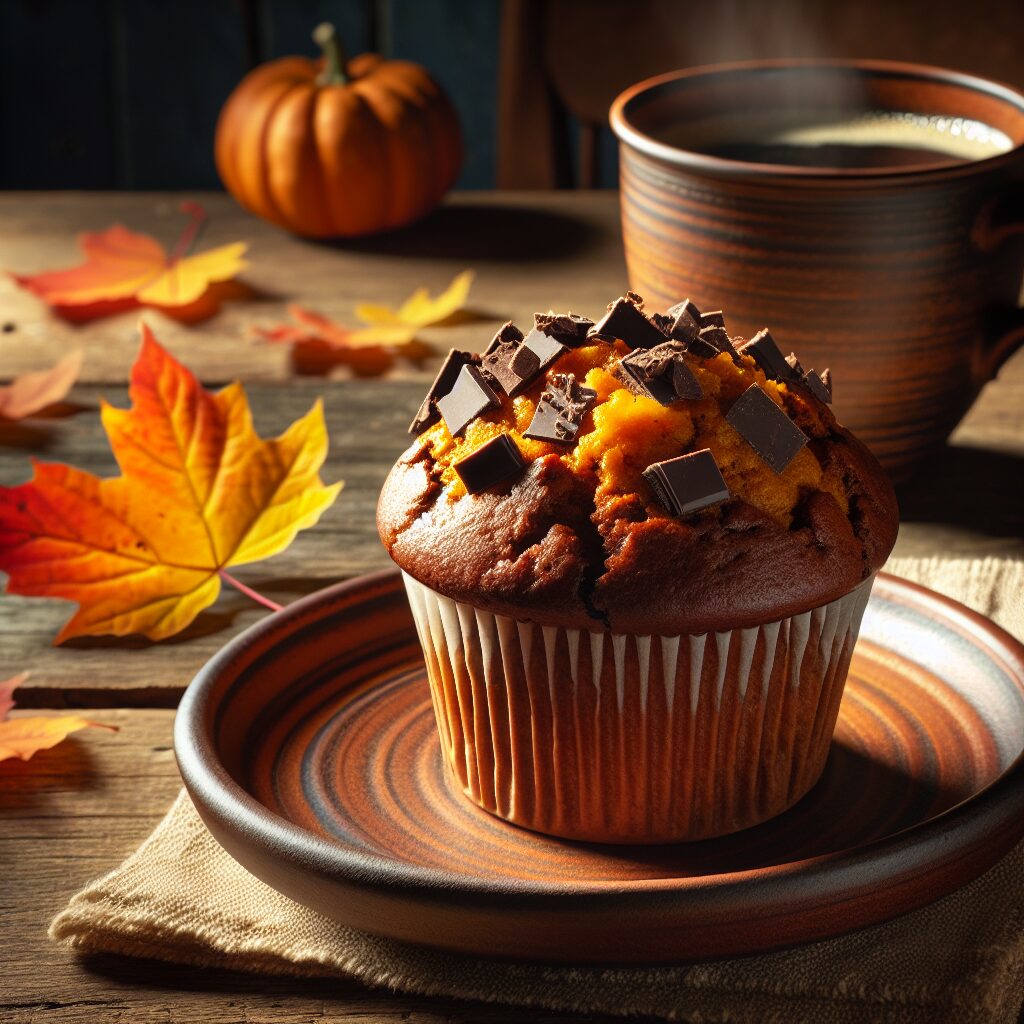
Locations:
611;60;1024;477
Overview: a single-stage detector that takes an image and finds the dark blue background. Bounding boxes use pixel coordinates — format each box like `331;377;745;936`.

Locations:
0;0;533;191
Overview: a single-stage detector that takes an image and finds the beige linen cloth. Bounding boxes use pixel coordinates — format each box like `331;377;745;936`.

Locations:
51;556;1024;1023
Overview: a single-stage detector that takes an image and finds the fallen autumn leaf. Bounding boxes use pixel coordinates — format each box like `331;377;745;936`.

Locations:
0;673;116;762
353;268;475;345
251;270;474;376
0;324;342;642
11;201;248;317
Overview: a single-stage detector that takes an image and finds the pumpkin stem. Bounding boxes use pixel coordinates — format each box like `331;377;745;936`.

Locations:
313;22;349;85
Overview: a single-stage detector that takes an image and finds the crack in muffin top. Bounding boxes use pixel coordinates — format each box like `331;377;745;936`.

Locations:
378;292;898;634
418;298;844;528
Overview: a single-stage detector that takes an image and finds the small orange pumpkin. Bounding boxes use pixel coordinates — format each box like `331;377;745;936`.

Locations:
215;23;462;238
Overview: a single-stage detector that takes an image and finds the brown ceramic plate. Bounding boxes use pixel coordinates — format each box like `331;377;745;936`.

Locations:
175;570;1024;964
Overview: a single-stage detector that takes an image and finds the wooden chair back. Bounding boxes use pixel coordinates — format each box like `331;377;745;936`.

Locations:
498;0;1024;188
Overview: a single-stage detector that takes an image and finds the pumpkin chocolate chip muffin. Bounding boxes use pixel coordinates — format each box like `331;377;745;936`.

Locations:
378;292;898;843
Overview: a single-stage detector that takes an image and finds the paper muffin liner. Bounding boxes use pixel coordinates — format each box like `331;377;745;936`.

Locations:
402;571;874;844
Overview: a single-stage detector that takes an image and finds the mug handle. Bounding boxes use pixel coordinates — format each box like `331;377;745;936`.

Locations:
972;186;1024;385
973;306;1024;387
972;187;1024;251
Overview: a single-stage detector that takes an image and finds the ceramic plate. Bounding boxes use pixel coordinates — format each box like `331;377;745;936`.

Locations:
175;570;1024;964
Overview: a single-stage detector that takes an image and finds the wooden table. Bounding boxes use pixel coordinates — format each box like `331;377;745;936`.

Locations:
2;191;1022;1023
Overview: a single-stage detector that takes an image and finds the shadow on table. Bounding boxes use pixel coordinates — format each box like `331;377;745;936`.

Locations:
0;737;99;808
895;443;1024;537
316;201;604;263
0;401;94;452
58;576;341;651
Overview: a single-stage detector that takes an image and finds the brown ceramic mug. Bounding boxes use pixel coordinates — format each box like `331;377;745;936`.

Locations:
610;59;1024;478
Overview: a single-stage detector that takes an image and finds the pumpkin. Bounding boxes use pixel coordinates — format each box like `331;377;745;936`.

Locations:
215;23;462;238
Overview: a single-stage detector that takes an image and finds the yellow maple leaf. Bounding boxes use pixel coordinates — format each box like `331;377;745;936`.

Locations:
352;269;474;345
0;325;342;642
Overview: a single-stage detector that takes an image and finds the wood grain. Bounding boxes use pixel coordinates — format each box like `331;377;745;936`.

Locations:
0;189;1021;1020
0;709;619;1024
0;191;622;382
2;357;1023;707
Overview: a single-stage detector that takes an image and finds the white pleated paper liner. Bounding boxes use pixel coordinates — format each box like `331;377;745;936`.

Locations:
402;571;874;844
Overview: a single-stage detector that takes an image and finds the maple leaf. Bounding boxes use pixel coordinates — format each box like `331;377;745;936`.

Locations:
353;269;474;345
12;202;248;317
250;271;473;377
0;350;83;420
0;325;342;642
252;304;424;377
0;673;115;762
256;304;392;351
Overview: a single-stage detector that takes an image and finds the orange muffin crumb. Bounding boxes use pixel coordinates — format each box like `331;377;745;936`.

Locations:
423;336;846;527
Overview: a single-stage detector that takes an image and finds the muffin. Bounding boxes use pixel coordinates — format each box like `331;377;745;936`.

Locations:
378;292;898;843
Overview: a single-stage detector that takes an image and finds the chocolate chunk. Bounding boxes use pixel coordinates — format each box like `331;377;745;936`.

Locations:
671;359;704;400
619;341;703;405
698;325;730;350
667;298;701;320
801;369;832;404
643;449;730;517
535;311;595;345
726;383;808;473
481;343;532;396
701;310;726;329
588;295;666;349
454;434;526;494
650;312;674;336
782;352;833;405
481;327;565;397
483;321;524;356
820;368;833;395
482;340;535;395
740;329;801;383
409;349;479;435
520;327;567;370
685;334;721;359
524;373;597;443
436;364;501;437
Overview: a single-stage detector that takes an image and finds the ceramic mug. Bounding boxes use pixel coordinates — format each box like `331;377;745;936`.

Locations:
611;59;1024;478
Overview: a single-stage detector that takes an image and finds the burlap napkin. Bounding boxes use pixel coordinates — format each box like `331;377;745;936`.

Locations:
50;556;1024;1024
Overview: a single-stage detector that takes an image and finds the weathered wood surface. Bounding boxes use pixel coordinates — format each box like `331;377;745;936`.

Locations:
2;364;1022;707
0;191;1022;1023
0;709;624;1024
0;191;623;382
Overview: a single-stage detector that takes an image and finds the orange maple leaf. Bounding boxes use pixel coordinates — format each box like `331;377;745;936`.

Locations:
0;325;342;642
249;269;473;377
252;304;401;376
12;202;248;317
0;673;116;762
0;350;83;420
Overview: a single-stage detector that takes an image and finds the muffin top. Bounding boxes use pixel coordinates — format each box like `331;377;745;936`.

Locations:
378;292;898;634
